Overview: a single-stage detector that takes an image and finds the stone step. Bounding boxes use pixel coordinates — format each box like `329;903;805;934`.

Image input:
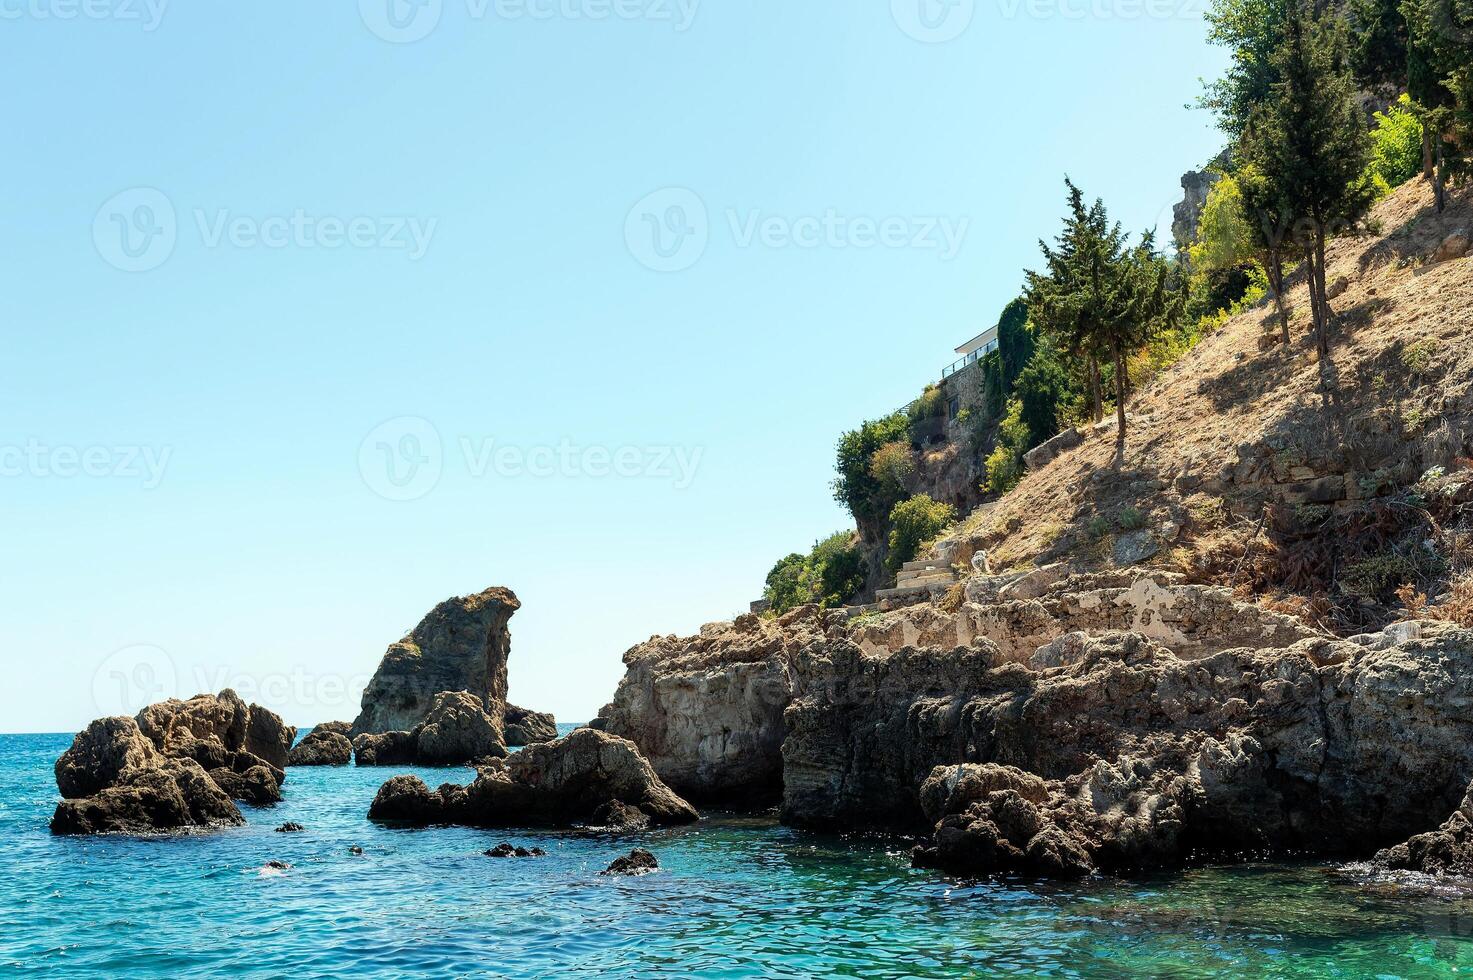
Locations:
901;558;949;572
875;581;953;603
895;570;956;588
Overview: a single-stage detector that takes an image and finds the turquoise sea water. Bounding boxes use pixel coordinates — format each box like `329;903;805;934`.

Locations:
4;729;1473;978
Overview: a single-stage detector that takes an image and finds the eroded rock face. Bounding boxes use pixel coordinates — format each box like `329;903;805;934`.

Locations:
1374;779;1473;876
593;608;816;802
51;757;243;836
288;725;353;767
135;689;296;776
51;691;296;835
593;576;1321;812
352;691;507;767
351;587;520;738
367;728;698;829
505;704;558;746
790;621;1473;876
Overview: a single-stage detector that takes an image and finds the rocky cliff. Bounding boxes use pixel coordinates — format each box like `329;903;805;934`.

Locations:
594;568;1473;876
351;586;520;737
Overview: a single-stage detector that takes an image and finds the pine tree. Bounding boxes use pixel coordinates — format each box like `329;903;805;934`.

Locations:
1023;179;1126;429
1240;5;1375;384
1402;0;1473;209
1100;233;1182;458
1236;158;1302;346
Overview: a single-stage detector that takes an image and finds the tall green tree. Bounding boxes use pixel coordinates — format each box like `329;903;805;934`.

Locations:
1101;233;1183;457
1236;159;1302;345
1200;0;1292;138
1240;6;1375;379
1023;178;1126;428
1402;0;1473;209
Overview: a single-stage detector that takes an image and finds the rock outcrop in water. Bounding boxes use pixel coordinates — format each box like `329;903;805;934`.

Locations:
593;615;800;802
1373;778;1473;876
351;586;520;738
288;723;353;766
51;690;295;835
505;704;558;746
367;728;698;828
594;571;1473;877
353;691;508;766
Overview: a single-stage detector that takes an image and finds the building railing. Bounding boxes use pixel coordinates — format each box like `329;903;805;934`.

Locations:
940;338;999;379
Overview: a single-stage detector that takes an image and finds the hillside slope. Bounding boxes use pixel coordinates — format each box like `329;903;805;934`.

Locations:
935;178;1473;631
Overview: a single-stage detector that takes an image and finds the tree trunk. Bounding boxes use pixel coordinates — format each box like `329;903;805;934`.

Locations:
1314;231;1331;360
1113;343;1129;461
1087;356;1103;424
1423;124;1435;179
1268;250;1290;346
1434;133;1447;214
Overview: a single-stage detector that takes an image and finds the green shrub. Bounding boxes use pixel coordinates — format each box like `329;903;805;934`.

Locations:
868;441;917;499
1367;95;1423;192
1188;174;1256;274
886;495;956;571
1118;506;1147;531
983;398;1029;494
762;531;867;614
908;384;946;422
833;412;911;525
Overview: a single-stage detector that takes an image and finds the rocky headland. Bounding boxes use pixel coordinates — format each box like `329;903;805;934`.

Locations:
593;569;1473;877
51;690;295;835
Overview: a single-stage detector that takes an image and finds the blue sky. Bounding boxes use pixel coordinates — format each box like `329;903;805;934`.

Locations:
0;1;1226;733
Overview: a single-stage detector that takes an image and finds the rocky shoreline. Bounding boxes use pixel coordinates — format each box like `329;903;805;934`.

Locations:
49;577;1473;889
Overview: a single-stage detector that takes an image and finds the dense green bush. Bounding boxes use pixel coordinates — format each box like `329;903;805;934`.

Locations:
886;495;956;571
907;384;945;422
1367;95;1424;191
1187;174;1255;274
833;412;911;527
983;398;1029;494
868;441;916;500
762;531;866;614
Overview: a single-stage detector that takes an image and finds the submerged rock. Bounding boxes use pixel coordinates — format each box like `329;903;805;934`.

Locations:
51;691;296;835
368;728;698;829
601;848;659;876
588;799;651;830
288;725;353;767
351;586;520;738
353;692;508;767
505;704;558;746
484;843;545;858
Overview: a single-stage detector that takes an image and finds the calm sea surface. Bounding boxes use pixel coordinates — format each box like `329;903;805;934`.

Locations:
3;729;1473;978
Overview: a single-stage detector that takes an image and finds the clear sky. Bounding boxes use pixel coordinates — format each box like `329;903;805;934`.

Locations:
0;1;1227;733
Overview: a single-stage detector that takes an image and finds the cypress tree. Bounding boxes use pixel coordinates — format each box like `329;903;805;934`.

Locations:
1240;5;1375;386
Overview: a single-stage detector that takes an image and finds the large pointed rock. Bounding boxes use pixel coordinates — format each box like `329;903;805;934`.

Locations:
351;587;520;738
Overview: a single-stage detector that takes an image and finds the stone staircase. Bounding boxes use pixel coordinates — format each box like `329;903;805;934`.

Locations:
873;557;957;608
